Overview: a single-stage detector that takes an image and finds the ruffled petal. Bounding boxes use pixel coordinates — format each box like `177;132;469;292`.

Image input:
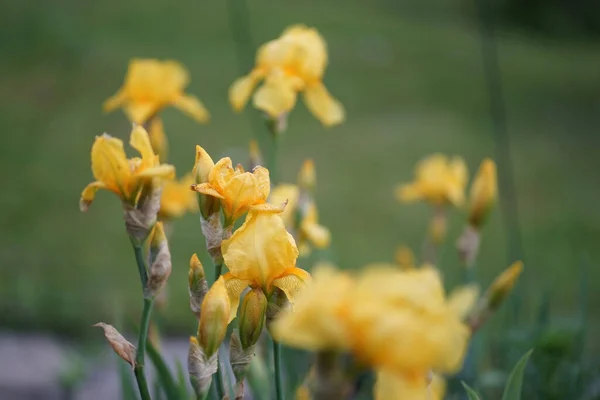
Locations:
253;166;271;200
191;183;226;199
249;202;286;213
79;181;107;212
208;157;235;194
90;133;130;195
229;71;262;112
173;94;210;123
303;82;345;127
271;267;311;303
223;273;252;322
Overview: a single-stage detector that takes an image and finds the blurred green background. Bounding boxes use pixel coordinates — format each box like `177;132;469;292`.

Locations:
1;0;599;349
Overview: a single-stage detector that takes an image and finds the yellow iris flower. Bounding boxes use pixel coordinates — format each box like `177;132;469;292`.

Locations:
396;154;468;207
468;158;498;227
104;58;210;124
80;125;175;211
272;265;470;398
191;149;281;224
159;173;198;220
269;184;330;255
220;209;311;321
229;25;345;127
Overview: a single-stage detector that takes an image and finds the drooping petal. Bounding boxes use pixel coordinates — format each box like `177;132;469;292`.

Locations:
222;211;299;286
80;181;107;212
149;117;168;162
222;273;252;322
253;74;298;118
161;60;190;93
303;82;345;127
130;125;155;162
394;184;423;203
123;102;158;125
90;134;130;195
229;72;262;112
136;165;176;180
271;267;311;303
374;370;432;400
103;90;127;112
191;183;225;199
173;94;210;123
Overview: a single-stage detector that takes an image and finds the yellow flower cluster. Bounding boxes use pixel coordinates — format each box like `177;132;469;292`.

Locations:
230;25;345;126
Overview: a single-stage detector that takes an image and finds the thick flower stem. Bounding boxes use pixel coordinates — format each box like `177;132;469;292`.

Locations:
132;242;149;289
214;359;226;400
273;339;284;400
134;298;154;400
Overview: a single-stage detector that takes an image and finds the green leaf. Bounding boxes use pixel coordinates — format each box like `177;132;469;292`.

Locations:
461;381;482;400
175;358;190;399
146;339;181;400
501;349;533;400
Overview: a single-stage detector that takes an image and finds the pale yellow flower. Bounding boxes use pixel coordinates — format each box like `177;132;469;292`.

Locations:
448;284;480;320
220;210;311;321
229;25;344;126
159;173;198;220
272;265;469;396
104;58;209;124
396;154;468;207
375;370;446;400
468;158;498;227
270;184;330;255
191;149;281;224
80;125;175;211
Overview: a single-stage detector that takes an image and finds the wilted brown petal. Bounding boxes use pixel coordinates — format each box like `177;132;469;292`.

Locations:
94;322;136;368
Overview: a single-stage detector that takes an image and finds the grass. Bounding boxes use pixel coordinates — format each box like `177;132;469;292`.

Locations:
1;0;599;344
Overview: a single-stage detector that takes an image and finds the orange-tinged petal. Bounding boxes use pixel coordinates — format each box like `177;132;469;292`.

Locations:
303;82;345;127
229;72;262;111
222;211;299;287
208;158;235;194
123;102;157;125
80;181;107;212
173;94;210;123
271;267;311;303
136;165;175;180
191;183;226;199
222;273;252;322
129;125;155;162
90;133;130;195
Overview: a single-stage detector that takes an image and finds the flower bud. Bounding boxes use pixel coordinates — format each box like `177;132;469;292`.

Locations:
266;287;291;335
487;261;523;311
188;336;218;400
229;331;256;389
298;159;316;193
468;158;497;228
144;222;172;299
189;253;209;317
200;212;231;265
124;184;162;244
248;140;263;170
193;145;220;219
238;288;267;349
394;245;415;271
93;323;136;368
198;276;231;357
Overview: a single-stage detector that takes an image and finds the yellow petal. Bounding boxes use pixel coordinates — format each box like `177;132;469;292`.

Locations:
80;181;107;212
374;371;431;400
303;82;345;127
448;284;480;319
271;267;311;303
394;184;422;203
222;211;299;287
130;125;155;162
229;72;262;112
302;222;330;248
149;117;168;162
103;90;126;112
191;183;226;199
269;184;300;227
123;102;158;125
208;157;235;194
253;74;298;118
253;166;271;200
136;165;175;180
249;202;287;213
173;94;210;123
223;273;252;322
90;134;130;196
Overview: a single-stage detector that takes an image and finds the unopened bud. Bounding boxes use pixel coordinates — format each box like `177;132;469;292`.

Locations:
189;253;209;317
456;225;481;268
248;140;263;170
239;288;267;349
394;245;415;271
148;117;168;162
487;261;523;310
200;213;231;265
188;336;218;400
468;158;497;228
229;331;256;388
93;323;136;368
266;288;291;335
124;184;162;244
144;222;172;299
193;145;220;220
298;159;316;193
198;277;231;357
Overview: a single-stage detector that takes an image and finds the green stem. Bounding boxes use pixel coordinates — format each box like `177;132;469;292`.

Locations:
273;339;283;400
132;242;148;289
267;132;280;184
134;298;154;400
214;358;225;400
